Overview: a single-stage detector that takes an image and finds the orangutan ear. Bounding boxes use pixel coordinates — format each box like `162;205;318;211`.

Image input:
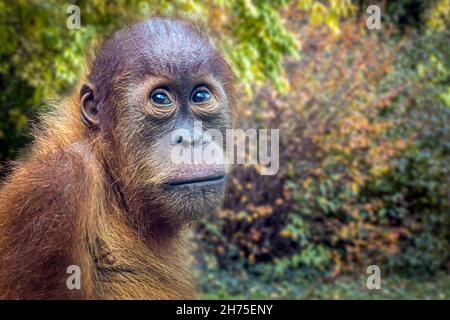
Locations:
80;83;99;128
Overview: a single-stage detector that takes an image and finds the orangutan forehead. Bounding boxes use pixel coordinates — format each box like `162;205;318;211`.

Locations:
90;18;225;83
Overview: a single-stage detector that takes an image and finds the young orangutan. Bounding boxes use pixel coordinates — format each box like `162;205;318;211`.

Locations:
0;17;235;299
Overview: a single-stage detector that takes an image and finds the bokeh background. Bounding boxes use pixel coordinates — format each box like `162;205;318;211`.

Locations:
0;0;449;299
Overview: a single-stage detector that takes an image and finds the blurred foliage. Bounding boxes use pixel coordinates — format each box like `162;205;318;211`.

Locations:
355;0;442;33
0;0;449;298
195;0;449;285
199;271;450;299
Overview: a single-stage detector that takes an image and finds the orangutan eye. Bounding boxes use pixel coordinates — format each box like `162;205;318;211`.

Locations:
150;89;173;106
191;87;212;104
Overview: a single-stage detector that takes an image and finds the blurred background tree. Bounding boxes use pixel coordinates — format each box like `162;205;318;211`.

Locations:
0;0;448;299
